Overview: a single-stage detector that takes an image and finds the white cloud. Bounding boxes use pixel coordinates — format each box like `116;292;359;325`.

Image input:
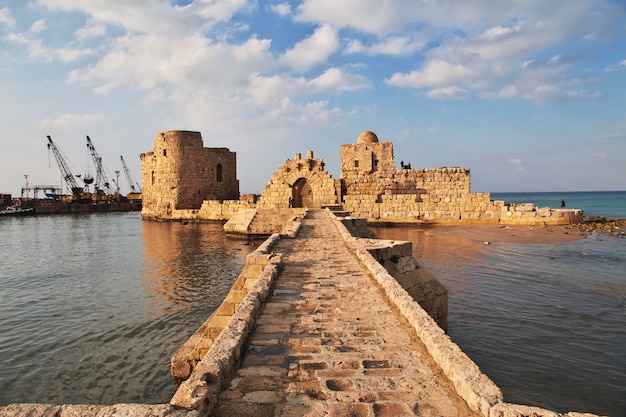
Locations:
7;31;93;62
427;86;469;99
36;0;250;36
479;23;523;41
246;68;371;109
308;67;372;92
387;60;474;89
74;19;107;41
30;19;46;34
280;24;339;72
270;3;291;17
40;113;108;128
0;7;15;28
363;1;625;103
68;34;274;93
294;0;504;36
606;59;626;72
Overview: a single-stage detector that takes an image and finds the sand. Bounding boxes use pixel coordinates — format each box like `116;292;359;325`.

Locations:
428;224;589;244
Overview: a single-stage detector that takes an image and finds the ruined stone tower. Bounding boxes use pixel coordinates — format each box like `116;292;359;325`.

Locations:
140;131;239;218
340;131;493;223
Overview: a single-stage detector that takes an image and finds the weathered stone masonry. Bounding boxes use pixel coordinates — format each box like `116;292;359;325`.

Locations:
256;150;341;209
140;131;239;219
140;129;583;226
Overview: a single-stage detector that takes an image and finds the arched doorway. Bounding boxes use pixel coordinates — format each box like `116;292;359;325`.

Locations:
292;178;314;208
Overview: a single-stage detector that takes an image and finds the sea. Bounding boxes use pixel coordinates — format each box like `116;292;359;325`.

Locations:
0;191;625;416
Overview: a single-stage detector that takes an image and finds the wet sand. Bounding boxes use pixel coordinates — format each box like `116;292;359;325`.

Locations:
426;224;589;244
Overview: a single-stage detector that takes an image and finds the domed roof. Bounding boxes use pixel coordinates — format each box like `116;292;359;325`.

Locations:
357;131;379;144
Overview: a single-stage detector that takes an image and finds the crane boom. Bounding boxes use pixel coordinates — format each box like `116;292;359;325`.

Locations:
46;135;83;197
120;155;142;193
86;136;114;196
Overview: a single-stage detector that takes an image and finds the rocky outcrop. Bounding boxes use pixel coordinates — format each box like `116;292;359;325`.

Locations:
569;217;626;236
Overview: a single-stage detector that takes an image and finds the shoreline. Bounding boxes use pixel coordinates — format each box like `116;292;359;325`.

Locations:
427;224;589;244
373;218;626;245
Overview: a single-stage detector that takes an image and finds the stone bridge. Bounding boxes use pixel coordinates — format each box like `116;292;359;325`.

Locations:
0;209;599;417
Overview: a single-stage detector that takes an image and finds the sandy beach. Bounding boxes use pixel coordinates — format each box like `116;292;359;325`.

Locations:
423;224;589;244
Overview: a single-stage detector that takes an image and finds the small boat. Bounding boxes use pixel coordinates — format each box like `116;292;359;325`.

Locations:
0;205;35;216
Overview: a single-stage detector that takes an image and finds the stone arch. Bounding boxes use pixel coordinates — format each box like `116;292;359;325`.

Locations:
258;152;341;209
292;177;314;208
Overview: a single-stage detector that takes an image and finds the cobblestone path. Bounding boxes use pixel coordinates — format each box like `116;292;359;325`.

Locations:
212;209;477;417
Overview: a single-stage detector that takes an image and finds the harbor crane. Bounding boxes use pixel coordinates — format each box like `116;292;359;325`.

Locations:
47;135;86;199
86;136;115;197
120;155;142;199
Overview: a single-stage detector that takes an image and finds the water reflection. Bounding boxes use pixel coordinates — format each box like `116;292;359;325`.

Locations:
0;213;256;405
141;221;251;316
371;226;490;311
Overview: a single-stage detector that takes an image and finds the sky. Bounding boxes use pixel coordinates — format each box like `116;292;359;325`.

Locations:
1;0;625;198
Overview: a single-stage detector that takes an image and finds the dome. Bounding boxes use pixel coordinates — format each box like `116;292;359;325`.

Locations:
357;131;379;144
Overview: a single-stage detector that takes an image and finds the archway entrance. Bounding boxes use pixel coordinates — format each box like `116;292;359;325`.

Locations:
292;178;314;208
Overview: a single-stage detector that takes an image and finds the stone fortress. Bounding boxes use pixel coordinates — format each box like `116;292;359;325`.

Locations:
0;131;594;416
140;129;582;228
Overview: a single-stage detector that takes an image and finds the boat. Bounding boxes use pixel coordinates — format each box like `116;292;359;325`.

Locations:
0;205;35;216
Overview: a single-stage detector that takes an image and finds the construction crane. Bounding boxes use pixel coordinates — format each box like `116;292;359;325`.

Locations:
120;155;142;199
86;135;115;198
47;135;86;200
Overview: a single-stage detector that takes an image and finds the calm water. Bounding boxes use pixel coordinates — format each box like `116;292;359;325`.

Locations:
376;190;626;417
1;192;625;415
0;212;254;405
492;190;626;220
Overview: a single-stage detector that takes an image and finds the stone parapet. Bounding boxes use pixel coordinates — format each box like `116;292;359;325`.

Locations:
168;215;300;412
326;208;500;416
325;208;602;417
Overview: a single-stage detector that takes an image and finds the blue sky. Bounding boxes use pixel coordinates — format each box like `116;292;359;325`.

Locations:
1;0;625;197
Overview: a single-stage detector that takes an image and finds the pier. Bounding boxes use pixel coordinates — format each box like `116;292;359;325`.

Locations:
0;209;601;417
198;208;479;416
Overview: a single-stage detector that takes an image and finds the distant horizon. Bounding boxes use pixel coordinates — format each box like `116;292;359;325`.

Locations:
488;189;626;194
1;2;624;197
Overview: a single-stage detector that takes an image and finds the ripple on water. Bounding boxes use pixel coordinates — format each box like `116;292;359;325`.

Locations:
0;213;255;405
373;227;626;417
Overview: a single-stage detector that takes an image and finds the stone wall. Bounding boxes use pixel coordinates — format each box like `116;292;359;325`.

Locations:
138;129;582;226
257;151;341;209
140;131;239;219
170;247;283;384
170;234;284;413
333;213;449;331
339;131;581;225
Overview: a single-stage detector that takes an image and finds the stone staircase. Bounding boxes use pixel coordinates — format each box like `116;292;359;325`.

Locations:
223;208;305;236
